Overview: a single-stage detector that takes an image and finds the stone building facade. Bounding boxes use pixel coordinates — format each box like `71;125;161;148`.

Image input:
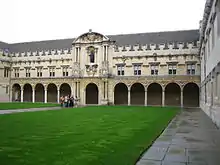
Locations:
0;29;201;107
199;0;220;127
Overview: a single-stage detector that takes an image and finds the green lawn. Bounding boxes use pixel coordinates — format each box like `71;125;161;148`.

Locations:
0;102;59;110
0;106;179;165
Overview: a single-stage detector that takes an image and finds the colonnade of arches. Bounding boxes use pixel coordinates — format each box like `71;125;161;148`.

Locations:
114;82;199;107
12;83;71;103
12;82;200;107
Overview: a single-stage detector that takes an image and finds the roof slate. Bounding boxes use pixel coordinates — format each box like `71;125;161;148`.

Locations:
4;29;199;53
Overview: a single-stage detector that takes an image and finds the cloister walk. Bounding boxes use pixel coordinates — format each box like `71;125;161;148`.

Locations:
11;82;200;107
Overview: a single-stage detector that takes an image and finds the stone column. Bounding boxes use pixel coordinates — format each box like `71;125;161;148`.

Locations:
57;89;60;103
106;46;108;61
32;89;35;103
78;47;80;64
145;89;147;106
162;89;165;107
75;47;78;62
128;89;131;106
181;88;183;108
103;45;106;61
44;89;47;103
78;82;80;98
21;89;24;102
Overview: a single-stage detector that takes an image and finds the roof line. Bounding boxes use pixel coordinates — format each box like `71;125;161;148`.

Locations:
7;29;199;45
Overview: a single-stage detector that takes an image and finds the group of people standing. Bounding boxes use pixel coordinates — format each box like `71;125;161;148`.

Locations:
60;95;77;108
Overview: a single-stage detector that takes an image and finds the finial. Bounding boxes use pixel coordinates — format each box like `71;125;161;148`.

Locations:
89;29;92;33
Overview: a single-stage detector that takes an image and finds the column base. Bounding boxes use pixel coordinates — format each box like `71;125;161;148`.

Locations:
101;99;109;105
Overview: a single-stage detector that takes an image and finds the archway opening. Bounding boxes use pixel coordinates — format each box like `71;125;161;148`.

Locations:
165;83;181;106
86;83;98;104
60;83;71;97
12;84;21;102
23;84;32;102
114;83;128;105
47;83;57;103
131;83;145;105
147;83;162;106
183;83;199;107
35;84;44;102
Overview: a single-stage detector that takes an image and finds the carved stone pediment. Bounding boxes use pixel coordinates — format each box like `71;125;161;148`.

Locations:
73;30;109;44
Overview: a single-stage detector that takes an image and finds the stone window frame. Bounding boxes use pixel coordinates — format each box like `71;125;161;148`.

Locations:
186;63;196;75
167;63;177;75
49;67;56;77
62;65;69;77
14;68;20;78
3;67;10;78
133;63;142;76
25;67;31;77
36;67;43;77
116;64;125;76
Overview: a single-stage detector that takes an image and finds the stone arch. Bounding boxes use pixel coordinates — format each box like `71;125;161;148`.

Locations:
165;83;181;106
60;83;71;97
86;83;99;104
35;83;44;102
147;83;162;106
23;83;32;102
12;83;21;102
114;83;128;105
47;83;57;103
183;82;199;107
130;83;145;105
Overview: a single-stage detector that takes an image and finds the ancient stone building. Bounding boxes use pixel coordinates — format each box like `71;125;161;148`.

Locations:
199;0;220;127
0;29;201;107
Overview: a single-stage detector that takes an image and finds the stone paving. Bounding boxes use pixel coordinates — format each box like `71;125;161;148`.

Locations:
136;108;220;165
0;107;61;114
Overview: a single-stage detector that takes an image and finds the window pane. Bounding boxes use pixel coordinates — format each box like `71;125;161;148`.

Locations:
151;70;154;75
117;70;120;75
173;70;176;75
155;70;158;75
169;69;172;75
134;70;137;75
122;70;124;75
138;70;141;75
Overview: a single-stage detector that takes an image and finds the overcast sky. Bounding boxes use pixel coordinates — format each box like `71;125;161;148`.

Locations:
0;0;206;43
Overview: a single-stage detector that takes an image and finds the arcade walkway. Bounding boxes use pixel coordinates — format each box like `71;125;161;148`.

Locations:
136;108;220;165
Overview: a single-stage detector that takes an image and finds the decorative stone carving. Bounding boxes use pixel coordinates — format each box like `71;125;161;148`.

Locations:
85;64;98;76
72;62;81;77
100;61;109;77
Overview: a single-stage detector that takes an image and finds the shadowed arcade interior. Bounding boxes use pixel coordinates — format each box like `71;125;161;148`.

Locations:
47;83;57;103
165;83;181;106
183;83;199;107
131;83;145;105
147;83;162;106
12;84;21;102
60;83;71;97
86;83;98;104
35;83;44;102
23;84;32;102
114;83;128;105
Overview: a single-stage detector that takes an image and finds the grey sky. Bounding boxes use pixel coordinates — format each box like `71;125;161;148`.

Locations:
0;0;206;43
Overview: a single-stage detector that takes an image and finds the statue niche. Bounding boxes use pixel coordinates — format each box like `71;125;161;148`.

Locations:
85;46;98;76
88;46;95;63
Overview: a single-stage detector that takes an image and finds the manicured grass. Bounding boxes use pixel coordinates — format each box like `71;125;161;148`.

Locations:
0;102;59;110
0;106;179;165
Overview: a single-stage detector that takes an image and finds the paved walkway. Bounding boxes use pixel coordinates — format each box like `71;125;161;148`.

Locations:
0;107;61;114
136;108;220;165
